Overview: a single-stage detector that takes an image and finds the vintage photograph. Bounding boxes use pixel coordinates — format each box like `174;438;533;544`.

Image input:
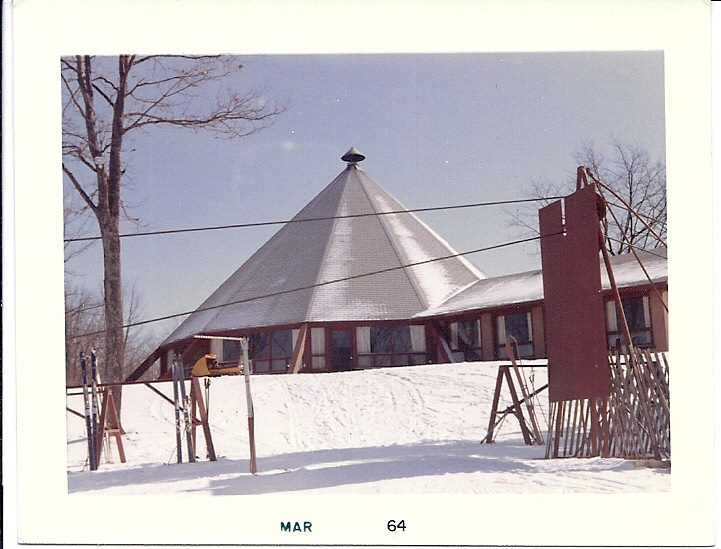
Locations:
62;52;670;496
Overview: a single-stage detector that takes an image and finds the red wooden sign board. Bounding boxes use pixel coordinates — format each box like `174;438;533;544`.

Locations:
539;184;611;402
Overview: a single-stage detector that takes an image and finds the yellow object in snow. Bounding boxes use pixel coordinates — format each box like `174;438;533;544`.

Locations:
191;354;243;377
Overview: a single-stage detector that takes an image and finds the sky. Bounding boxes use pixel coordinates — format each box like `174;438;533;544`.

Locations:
63;51;666;341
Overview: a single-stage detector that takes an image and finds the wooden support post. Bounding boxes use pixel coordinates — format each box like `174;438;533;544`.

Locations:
502;366;533;445
290;324;309;374
95;388;126;465
505;337;544;444
431;322;455;363
190;377;217;461
240;338;257;474
484;367;505;443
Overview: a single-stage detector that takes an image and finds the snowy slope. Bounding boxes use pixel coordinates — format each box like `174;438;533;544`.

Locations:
66;361;669;495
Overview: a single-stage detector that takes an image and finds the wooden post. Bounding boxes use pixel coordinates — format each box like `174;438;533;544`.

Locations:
190;377;217;461
484;367;505;443
290;324;309;374
94;388;126;465
193;334;257;473
430;322;455;363
240;338;257;474
505;337;544;444
502;366;533;445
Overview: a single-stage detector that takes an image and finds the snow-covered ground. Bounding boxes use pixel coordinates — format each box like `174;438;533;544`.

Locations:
66;361;670;495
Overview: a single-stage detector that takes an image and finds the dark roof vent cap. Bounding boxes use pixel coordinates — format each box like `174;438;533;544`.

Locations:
341;147;365;164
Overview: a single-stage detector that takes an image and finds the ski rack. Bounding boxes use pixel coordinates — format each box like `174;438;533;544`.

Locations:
482;337;547;445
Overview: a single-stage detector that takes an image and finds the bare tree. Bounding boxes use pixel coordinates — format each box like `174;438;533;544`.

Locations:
62;55;285;419
507;140;666;255
65;284;161;389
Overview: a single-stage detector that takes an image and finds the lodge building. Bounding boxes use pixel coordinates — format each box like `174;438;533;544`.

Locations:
132;149;667;380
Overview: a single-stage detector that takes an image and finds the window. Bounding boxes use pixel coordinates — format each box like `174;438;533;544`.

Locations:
222;340;241;364
495;311;534;358
449;319;482;361
250;329;294;373
606;295;652;350
310;327;326;370
356;324;426;368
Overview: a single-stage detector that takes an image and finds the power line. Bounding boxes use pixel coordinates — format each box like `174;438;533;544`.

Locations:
71;233;557;338
63;196;564;243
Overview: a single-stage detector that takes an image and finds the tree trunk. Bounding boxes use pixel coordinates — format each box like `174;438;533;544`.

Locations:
100;216;125;426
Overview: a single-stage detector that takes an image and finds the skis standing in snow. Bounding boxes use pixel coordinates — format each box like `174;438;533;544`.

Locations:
171;355;183;463
80;351;96;471
177;358;196;462
89;350;101;470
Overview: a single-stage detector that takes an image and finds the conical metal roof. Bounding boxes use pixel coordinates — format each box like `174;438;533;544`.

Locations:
163;156;485;345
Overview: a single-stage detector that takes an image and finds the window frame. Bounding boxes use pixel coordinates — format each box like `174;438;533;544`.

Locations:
449;319;483;361
249;328;295;374
493;308;535;359
605;293;654;350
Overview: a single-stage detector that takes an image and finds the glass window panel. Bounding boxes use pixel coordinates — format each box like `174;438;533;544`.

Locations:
465;348;482;361
608;335;623;350
375;355;391;368
311;356;325;370
356;326;371;353
330;329;351;349
253;360;270;373
222;340;241;363
311;328;325;355
271;359;288;372
251;333;270;359
411;353;427;365
410;325;426;352
457;320;480;350
391;326;412;353
631;331;652;347
210;338;223;357
517;343;534;358
608;331;651;351
496;316;506;343
504;312;530;343
370;326;392;353
605;301;618;332
358;355;373;368
392;354;408;366
272;330;293;358
622;297;649;331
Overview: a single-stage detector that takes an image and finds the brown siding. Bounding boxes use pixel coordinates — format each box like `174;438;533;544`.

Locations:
649;290;669;351
531;305;546;357
480;313;494;360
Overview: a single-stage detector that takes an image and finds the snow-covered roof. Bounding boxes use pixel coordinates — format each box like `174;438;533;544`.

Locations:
163;151;485;345
416;247;667;318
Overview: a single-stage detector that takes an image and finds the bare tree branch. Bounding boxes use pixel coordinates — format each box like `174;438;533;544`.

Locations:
509;140;666;255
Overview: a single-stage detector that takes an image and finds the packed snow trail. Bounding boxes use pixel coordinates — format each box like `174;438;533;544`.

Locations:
66;361;669;495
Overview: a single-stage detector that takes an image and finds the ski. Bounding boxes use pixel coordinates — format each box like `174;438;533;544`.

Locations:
172;355;183;463
79;352;96;471
176;358;196;462
90;350;101;470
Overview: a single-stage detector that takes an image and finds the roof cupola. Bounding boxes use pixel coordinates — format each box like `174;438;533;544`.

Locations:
341;146;365;167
